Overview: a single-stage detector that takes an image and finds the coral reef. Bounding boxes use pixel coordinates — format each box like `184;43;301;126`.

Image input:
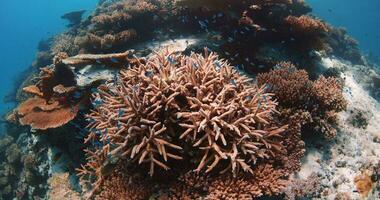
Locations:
78;49;301;198
257;62;347;139
16;96;79;130
4;0;379;199
48;173;81;200
13;65;83;130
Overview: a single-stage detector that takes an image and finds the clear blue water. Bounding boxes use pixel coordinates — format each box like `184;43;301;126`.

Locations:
308;0;380;58
0;0;379;116
0;0;98;117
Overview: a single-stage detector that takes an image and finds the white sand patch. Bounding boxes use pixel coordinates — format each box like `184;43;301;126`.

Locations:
299;56;380;199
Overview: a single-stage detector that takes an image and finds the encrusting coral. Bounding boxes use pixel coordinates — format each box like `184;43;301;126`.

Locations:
77;49;298;199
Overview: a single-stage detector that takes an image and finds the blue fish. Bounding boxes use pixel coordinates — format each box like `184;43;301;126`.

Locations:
118;109;125;117
214;61;222;69
73;91;81;99
198;20;208;29
168;56;176;64
93;98;103;107
132;85;139;91
230;79;237;86
91;88;98;93
110;58;118;63
217;12;223;18
144;70;153;77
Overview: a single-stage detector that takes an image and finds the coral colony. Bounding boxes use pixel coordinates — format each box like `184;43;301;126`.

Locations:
1;0;380;199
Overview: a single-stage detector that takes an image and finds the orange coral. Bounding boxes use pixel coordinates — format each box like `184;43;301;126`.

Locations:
22;85;44;97
16;97;79;130
354;172;374;198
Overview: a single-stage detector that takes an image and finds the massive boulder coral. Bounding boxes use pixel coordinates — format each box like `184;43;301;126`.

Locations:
78;49;301;198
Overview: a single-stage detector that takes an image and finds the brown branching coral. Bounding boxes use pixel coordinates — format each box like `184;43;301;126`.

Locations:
257;62;347;139
61;50;135;68
77;49;295;199
206;164;288;199
94;165;153;200
83;48;286;177
284;15;329;36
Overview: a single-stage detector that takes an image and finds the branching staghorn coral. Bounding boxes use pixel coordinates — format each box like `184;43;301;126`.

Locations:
83;48;286;175
79;49;291;198
257;62;347;139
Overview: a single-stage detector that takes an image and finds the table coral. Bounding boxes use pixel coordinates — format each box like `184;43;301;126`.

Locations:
15;97;79;130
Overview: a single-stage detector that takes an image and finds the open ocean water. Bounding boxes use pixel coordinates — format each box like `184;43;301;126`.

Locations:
0;0;98;117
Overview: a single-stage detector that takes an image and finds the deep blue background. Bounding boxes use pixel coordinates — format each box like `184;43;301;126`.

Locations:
0;0;379;117
0;0;98;117
308;0;380;57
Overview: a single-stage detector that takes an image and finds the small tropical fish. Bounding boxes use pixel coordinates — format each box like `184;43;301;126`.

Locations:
144;70;153;77
118;109;125;117
198;20;208;29
91;88;98;93
73;91;81;99
168;56;176;64
110;58;119;63
93;98;103;107
214;61;222;69
230;79;237;86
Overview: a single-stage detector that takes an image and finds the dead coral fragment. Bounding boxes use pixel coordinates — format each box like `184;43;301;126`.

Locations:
62;50;135;68
16;97;79;130
83;49;286;178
